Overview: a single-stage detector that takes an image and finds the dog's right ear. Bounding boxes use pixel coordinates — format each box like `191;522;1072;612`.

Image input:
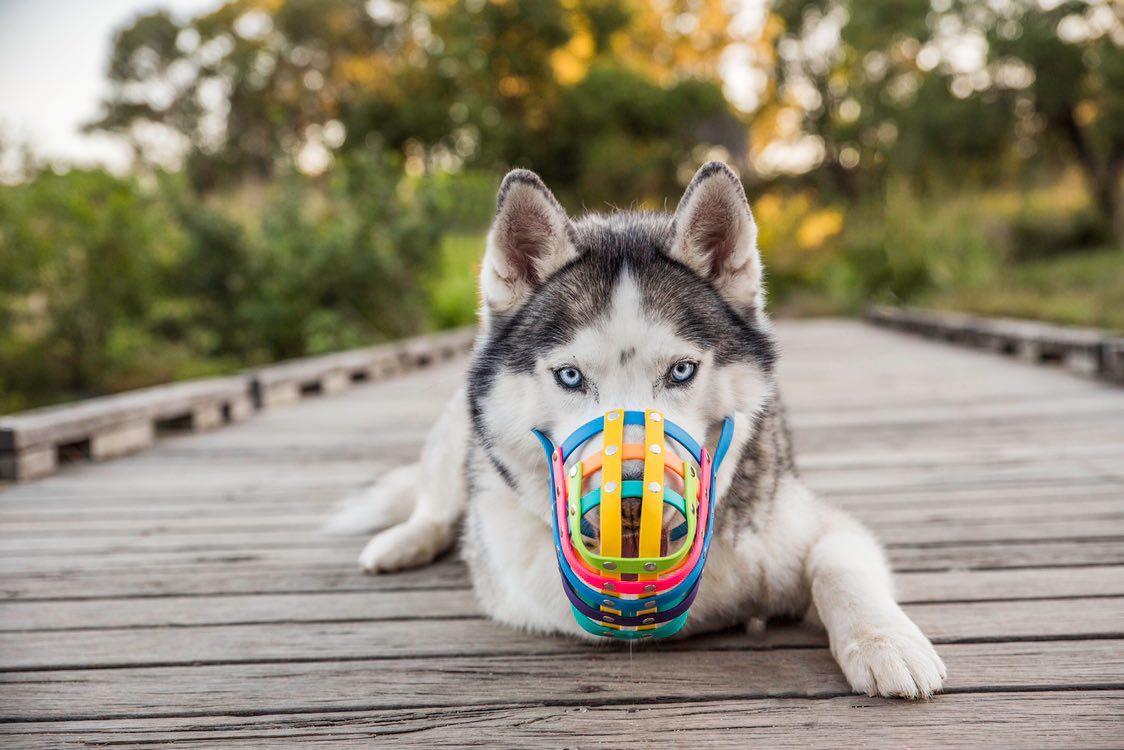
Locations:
480;169;577;317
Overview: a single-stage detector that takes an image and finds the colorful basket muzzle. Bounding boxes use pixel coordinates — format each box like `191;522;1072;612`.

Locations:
534;410;735;640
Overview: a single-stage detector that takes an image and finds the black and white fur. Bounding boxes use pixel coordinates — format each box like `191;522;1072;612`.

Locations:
328;163;946;699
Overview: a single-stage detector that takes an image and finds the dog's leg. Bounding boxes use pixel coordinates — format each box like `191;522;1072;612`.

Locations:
321;463;420;535
357;386;469;573
807;510;947;699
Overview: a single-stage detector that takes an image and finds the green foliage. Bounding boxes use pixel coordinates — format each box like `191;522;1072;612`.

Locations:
428;233;486;330
0;169;191;413
926;246;1124;333
425;171;499;232
770;0;1124;238
546;65;730;208
0;154;444;413
244;152;441;358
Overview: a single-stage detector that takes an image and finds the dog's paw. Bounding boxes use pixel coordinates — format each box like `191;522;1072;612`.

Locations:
835;619;947;700
358;518;448;574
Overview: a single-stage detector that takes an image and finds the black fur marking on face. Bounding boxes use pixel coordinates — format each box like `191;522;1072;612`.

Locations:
619;347;636;365
467;210;778;488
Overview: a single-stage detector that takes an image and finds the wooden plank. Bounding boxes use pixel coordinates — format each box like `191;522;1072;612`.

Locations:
1;535;1120;580
2;514;1119;556
3;493;1116;536
3;567;1121;631
3;691;1120;750
2;555;1120;606
0;557;471;600
2;477;1117;521
0;597;1119;670
0;640;1118;722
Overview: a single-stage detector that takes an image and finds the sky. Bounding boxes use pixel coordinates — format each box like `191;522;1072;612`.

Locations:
0;0;219;171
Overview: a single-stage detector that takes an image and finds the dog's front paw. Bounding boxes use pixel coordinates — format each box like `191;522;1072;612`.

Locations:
835;618;947;700
358;518;449;574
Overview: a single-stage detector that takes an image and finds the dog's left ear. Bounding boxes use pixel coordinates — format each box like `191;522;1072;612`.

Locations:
480;169;578;318
670;161;763;313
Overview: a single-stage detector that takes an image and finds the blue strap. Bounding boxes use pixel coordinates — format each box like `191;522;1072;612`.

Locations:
558;411;706;464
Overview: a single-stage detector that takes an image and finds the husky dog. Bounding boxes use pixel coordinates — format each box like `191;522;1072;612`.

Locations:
330;162;946;699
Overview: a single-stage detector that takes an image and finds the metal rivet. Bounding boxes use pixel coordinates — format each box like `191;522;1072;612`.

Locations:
650;413;662;422
648;482;662;493
643;562;657;572
569;504;577;515
604;482;618;494
645;600;656;607
642;617;655;624
649;444;662;454
602;615;615;623
602;599;613;606
604;583;616;591
605;445;618;456
607;412;620;420
569;466;578;477
602;561;617;571
644;584;657;592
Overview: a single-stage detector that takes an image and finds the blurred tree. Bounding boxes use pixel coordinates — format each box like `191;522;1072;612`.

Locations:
89;0;743;204
0;169;190;411
976;0;1124;240
764;0;1015;197
242;151;442;358
761;0;1123;241
88;0;421;190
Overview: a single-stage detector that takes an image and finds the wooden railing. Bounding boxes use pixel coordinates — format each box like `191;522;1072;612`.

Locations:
0;327;476;481
866;306;1124;384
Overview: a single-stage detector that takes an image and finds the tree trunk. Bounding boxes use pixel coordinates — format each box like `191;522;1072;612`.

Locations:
1060;112;1124;246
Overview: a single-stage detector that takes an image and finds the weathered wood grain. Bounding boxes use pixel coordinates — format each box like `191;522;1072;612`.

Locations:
2;567;1122;631
1;597;1121;671
3;691;1121;750
0;641;1119;724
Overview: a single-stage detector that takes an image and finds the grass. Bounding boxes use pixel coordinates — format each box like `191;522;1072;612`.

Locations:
427;232;485;329
923;246;1124;333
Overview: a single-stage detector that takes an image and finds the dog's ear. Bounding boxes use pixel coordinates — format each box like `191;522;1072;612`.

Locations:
669;161;763;313
480;169;577;317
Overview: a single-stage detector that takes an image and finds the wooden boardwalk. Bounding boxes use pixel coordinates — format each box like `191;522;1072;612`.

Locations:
1;319;1121;748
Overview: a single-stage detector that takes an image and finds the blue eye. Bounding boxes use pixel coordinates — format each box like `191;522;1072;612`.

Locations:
668;360;697;384
554;366;585;390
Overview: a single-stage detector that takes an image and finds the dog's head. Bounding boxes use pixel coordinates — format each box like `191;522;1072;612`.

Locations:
468;162;777;518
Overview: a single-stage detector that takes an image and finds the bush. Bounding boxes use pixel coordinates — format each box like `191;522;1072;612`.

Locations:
1009;207;1108;260
242;152;443;360
0;154;446;413
0;169;192;413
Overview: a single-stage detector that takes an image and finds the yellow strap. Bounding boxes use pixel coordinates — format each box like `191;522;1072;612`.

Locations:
638;410;665;577
599;410;624;572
